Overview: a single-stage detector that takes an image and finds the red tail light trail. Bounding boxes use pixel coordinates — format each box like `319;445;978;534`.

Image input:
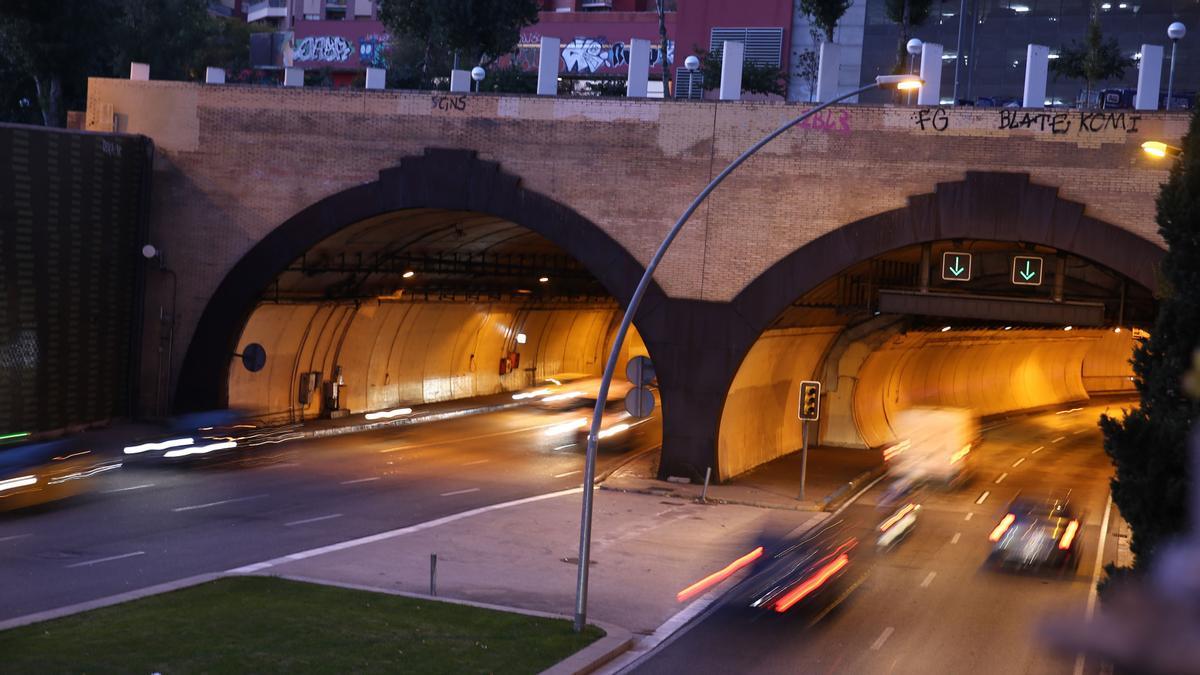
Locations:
989;513;1016;542
676;546;764;603
773;553;850;613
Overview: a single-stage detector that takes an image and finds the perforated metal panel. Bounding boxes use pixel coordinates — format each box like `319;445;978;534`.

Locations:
0;125;151;434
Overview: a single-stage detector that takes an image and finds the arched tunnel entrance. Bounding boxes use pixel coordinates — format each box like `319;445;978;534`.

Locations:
227;208;650;422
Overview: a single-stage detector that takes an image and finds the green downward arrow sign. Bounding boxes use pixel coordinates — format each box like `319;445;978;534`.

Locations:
949;257;965;277
1020;260;1036;281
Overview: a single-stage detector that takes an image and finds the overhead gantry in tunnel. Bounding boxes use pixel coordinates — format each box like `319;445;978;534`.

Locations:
226;209;650;423
716;238;1156;481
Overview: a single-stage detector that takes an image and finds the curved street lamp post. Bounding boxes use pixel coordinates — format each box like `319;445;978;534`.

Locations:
571;74;924;632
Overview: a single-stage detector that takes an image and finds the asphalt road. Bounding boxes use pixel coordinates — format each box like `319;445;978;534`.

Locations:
632;403;1123;675
0;405;658;621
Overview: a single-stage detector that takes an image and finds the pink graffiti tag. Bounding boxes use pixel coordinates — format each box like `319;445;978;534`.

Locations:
797;109;852;135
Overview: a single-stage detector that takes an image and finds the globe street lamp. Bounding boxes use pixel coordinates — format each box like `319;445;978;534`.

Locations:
1167;22;1186;110
471;66;485;93
570;73;924;633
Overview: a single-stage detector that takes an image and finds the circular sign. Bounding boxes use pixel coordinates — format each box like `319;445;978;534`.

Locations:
625;386;655;419
625;355;656;386
241;343;267;373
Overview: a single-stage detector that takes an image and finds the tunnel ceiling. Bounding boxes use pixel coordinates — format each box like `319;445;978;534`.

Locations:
772;239;1156;330
267;208;612;305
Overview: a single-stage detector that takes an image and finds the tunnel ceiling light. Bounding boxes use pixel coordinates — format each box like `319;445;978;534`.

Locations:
1064;325;1073;331
1004;326;1013;330
941;326;952;332
402;270;415;278
538;276;549;283
516;332;528;344
1114;327;1122;333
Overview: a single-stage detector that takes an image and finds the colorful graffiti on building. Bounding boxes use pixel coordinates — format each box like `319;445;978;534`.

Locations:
513;34;675;75
358;34;390;69
293;35;354;63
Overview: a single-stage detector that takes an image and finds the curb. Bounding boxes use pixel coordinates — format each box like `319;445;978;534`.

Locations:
295;401;522;441
820;464;889;512
0;572;222;632
598;481;821;512
256;574;633;675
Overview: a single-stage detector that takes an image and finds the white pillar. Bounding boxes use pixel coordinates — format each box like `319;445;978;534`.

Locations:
1136;44;1164;110
449;69;471;93
130;62;150;81
537;37;560;96
917;42;943;105
283;67;304;87
816;42;841;103
365;67;385;90
1022;44;1049;107
205;67;225;85
627;38;651;98
719;40;744;101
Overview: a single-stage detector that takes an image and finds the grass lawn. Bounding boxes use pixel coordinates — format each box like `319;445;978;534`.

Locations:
0;576;604;674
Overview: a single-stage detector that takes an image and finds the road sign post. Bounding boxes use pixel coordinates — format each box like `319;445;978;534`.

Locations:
798;381;821;501
941;251;972;282
1011;255;1044;286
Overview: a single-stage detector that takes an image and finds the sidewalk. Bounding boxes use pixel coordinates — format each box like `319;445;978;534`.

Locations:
601;445;884;512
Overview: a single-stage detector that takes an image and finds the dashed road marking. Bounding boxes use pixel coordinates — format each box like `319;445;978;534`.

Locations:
104;483;154;494
554;470;582;478
965;512;974;521
920;571;937;588
440;488;480;497
1051;436;1066;444
951;532;961;544
871;626;895;651
66;551;145;568
461;459;490;466
285;513;343;527
995;473;1008;484
341;477;380;485
0;534;32;543
975;491;990;505
1032;446;1045;454
553;444;577;451
1012;458;1026;468
1072;429;1088;435
172;494;267;512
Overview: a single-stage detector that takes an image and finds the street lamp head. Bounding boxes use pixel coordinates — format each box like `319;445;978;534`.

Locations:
1142;140;1184;159
684;55;700;71
907;38;924;55
141;244;159;259
470;66;485;82
876;74;924;90
1169;22;1187;40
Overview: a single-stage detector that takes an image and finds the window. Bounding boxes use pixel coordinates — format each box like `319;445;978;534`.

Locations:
709;27;784;67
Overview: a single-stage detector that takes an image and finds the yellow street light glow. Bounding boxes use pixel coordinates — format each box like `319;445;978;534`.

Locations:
1142;141;1182;159
875;75;924;90
897;80;921;91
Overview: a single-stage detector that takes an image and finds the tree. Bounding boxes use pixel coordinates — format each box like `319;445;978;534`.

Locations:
655;0;671;97
800;0;852;43
885;0;933;73
1100;107;1200;575
378;0;539;73
0;0;118;126
795;28;824;102
695;47;785;97
113;0;214;82
1050;12;1130;107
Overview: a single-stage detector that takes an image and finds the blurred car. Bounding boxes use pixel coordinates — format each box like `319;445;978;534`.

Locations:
987;495;1082;573
741;522;861;615
876;502;920;550
0;439;116;511
572;407;655;453
121;412;300;465
533;378;634;412
510;373;590;406
884;407;979;489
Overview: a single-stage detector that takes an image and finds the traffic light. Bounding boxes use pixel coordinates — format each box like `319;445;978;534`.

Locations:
798;380;821;421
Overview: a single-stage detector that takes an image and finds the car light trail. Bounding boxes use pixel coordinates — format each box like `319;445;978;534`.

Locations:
774;553;850;612
879;504;918;532
163;440;237;458
0;475;37;493
989;513;1016;541
1059;520;1080;549
364;407;413;420
676;546;764;602
124;437;194;454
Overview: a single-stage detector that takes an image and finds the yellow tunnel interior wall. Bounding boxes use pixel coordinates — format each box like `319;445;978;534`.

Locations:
228;302;644;422
716;327;841;480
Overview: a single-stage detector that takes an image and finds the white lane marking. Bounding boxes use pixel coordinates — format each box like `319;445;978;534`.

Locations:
172;494;267;512
66;551;145;568
965;512;974;521
554;470;582;478
994;473;1008;484
975;491;990;505
1072;429;1088;435
553;444;577;451
285;513;343;527
0;534;32;543
1051;436;1066;444
261;462;300;470
1075;493;1115;675
951;532;961;544
104;483;154;494
461;459;490;466
1032;446;1045;454
920;571;937;588
1012;457;1026;468
341;477;380;485
228;486;583;573
440;488;481;497
871;626;895;651
379;421;567;454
